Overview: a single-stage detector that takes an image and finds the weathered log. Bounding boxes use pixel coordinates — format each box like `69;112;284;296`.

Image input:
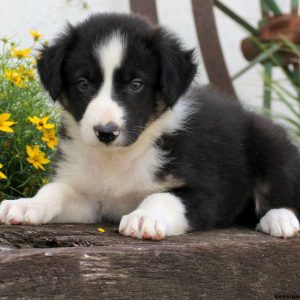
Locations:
0;224;299;300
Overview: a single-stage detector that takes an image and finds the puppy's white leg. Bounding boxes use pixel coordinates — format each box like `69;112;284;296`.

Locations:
0;182;99;225
119;192;189;240
256;208;300;238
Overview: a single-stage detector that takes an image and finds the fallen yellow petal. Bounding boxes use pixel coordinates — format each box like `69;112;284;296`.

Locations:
97;227;106;233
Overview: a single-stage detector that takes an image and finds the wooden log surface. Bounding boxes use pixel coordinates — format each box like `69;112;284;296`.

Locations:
0;224;299;300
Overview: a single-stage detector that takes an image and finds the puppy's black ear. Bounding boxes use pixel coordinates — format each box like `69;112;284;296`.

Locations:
157;29;197;106
37;26;74;101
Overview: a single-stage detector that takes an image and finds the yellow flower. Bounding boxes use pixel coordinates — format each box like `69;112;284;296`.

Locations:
17;65;35;81
42;128;59;149
26;145;50;171
28;116;55;131
0;163;7;180
97;227;106;233
24;69;35;80
3;66;35;86
10;47;31;59
29;29;44;41
0;113;16;133
3;69;24;87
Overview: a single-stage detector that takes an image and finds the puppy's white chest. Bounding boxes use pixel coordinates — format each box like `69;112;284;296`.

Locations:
56;141;166;220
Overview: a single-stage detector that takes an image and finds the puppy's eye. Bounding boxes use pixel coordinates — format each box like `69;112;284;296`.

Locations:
76;78;90;92
129;79;143;92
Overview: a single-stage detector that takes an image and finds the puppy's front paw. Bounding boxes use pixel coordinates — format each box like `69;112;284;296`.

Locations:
119;209;166;240
256;208;300;238
0;198;48;225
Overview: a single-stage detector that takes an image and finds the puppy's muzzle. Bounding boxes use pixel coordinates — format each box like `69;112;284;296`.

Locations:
93;122;120;144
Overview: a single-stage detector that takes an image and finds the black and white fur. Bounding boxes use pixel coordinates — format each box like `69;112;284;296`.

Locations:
1;13;300;240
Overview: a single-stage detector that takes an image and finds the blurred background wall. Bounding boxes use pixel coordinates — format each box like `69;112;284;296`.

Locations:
0;0;297;114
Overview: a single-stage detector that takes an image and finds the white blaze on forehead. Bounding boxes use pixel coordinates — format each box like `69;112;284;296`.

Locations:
99;33;125;93
79;33;126;146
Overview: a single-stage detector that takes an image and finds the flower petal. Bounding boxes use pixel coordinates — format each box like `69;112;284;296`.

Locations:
3;121;16;127
41;116;49;123
27;157;34;165
44;123;55;129
26;145;34;157
37;163;45;171
0;113;11;122
41;158;50;164
0;126;14;133
0;172;7;180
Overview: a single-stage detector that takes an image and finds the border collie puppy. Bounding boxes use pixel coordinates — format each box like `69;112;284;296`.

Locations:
0;13;299;240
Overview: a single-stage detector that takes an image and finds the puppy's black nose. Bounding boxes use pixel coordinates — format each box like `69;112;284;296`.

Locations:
93;122;120;144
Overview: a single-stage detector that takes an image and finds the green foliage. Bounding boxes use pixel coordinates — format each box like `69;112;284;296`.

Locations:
262;40;300;141
0;34;59;201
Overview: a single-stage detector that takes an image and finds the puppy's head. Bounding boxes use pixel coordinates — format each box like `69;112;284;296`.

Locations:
38;13;197;147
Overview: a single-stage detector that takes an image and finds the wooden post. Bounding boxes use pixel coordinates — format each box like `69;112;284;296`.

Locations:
192;0;237;98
